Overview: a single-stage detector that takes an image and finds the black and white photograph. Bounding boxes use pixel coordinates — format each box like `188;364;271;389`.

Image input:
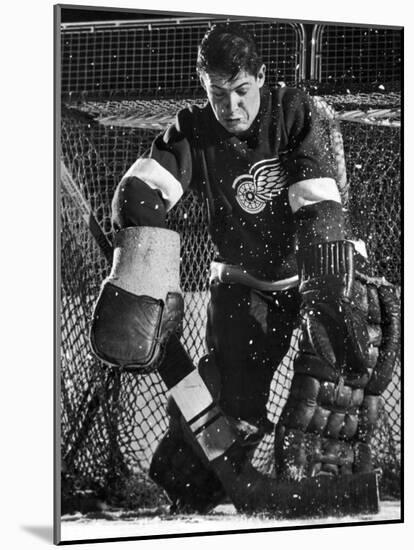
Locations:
54;2;402;545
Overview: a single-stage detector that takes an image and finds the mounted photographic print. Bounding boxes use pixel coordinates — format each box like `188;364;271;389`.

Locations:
54;3;403;545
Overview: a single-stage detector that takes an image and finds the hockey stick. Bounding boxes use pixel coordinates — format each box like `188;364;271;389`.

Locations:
60;160;113;263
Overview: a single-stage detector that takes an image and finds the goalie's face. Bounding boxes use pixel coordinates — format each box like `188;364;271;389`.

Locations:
200;66;266;135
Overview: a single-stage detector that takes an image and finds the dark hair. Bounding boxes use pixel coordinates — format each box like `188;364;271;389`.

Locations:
196;22;263;80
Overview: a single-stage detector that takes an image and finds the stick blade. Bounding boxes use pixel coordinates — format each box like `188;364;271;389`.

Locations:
235;471;380;519
282;472;380;518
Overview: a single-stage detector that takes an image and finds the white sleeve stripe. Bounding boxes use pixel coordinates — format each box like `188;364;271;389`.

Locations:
122;158;183;212
288;177;341;213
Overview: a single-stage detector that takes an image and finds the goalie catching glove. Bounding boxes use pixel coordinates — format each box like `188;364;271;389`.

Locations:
273;192;400;482
297;239;371;378
90;226;184;372
274;239;400;480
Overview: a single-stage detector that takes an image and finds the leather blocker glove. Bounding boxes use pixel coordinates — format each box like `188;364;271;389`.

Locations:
90;226;184;373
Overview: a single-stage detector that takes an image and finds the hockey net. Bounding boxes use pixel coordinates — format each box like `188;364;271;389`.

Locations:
60;91;401;511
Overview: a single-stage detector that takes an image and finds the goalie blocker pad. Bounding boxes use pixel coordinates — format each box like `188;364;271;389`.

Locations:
90;226;184;372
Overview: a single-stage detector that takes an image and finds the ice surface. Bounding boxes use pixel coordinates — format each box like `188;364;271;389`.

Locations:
60;500;401;543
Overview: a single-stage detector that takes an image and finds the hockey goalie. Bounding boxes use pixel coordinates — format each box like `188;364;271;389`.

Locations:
90;22;400;517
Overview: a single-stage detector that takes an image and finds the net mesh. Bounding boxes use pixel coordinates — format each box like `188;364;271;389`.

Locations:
61;19;303;100
60;94;401;509
315;25;402;88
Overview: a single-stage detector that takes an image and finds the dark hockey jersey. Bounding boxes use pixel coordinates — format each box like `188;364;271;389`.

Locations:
141;86;336;280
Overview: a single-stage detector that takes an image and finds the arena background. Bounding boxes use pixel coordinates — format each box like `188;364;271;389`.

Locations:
56;4;402;545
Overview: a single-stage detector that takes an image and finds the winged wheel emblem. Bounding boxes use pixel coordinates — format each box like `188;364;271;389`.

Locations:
232;158;288;214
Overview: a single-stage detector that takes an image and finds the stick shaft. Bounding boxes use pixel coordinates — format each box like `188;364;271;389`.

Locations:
60;160;113;263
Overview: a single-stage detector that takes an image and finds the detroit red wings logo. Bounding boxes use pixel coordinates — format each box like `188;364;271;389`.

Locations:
232;158;289;214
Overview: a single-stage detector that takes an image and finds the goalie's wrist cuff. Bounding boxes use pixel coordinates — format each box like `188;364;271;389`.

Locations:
297;240;357;299
298;240;355;281
294;200;345;248
297;240;369;302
